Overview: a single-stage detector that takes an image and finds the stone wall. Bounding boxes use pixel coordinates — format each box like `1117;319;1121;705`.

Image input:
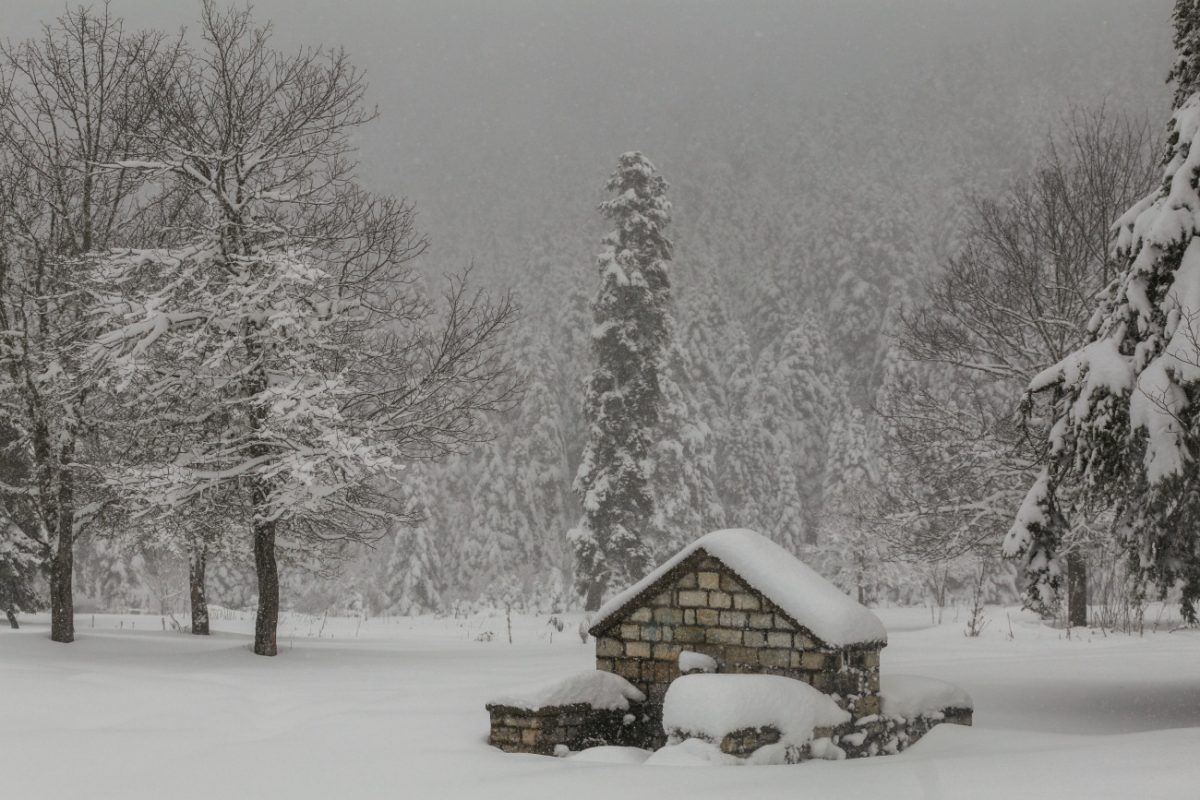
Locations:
485;702;656;755
591;551;883;717
807;706;974;760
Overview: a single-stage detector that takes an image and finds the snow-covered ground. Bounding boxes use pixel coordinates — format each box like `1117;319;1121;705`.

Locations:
4;605;1199;799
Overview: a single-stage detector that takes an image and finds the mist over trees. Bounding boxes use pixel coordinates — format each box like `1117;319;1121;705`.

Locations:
0;0;1188;629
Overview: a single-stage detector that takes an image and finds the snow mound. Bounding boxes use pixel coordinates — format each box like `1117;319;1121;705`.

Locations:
488;670;646;711
880;675;973;719
593;528;887;646
643;738;736;767
679;650;718;674
568;746;652;764
663;674;850;747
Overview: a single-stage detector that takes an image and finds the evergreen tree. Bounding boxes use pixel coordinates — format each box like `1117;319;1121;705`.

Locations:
1007;82;1200;618
1170;1;1200;110
571;152;673;609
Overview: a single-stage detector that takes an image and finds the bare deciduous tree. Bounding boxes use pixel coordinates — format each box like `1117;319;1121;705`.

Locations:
0;6;183;643
884;106;1157;625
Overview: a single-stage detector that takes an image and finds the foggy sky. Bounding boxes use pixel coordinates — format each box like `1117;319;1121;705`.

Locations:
1;1;1174;263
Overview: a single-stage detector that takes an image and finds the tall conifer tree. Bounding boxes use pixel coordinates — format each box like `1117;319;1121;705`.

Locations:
571;153;673;610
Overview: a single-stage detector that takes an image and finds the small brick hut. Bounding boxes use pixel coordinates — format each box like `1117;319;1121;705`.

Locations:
587;528;888;720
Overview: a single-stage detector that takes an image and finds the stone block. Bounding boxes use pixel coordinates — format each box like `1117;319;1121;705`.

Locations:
595;658;614;672
630;607;652;623
733;593;761;611
860;650;880;668
653;642;682;661
698;557;722;570
676;572;698;589
651;660;677;682
742;630;766;648
614;659;641;681
759;649;790;668
747;612;774;628
620;623;642;640
626;640;651;659
794;633;819;649
696;608;720;626
640;624;660;642
800;652;827;670
719;610;747;627
596;637;623;657
521;728;539;746
708;591;732;609
767;632;793;648
683;610;695;624
724;645;759;665
653;607;683;624
678;590;707;607
657;624;675;642
720;574;746;593
705;627;743;645
698;571;721;590
855;694;881;717
774;614;796;631
674;626;704;643
651;591;672;606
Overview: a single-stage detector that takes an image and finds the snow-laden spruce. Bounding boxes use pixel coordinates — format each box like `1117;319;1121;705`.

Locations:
571;152;674;610
1006;90;1200;617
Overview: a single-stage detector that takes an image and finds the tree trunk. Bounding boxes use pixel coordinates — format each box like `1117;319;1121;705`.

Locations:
5;608;18;629
49;526;74;643
1066;550;1088;628
189;540;210;636
253;517;279;656
583;576;606;612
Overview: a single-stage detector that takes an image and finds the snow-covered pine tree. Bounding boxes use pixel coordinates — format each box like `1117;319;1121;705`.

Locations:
1170;1;1200;110
1006;65;1200;618
648;340;726;555
571;152;673;610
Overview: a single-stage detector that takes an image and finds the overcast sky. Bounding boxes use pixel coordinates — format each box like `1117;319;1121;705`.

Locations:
1;1;1174;262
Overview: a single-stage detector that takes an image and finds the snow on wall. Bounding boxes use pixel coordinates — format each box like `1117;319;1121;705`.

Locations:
592;528;887;647
488;670;646;711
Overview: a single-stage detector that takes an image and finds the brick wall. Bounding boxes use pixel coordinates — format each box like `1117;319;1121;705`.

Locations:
592;551;882;716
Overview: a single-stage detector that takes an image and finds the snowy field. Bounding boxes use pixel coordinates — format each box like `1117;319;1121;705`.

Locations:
4;606;1200;800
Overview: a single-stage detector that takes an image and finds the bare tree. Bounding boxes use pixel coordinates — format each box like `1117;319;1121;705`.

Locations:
0;6;183;643
885;106;1157;625
91;3;518;656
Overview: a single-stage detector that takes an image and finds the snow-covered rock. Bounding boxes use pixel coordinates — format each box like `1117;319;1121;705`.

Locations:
663;673;850;761
880;675;974;719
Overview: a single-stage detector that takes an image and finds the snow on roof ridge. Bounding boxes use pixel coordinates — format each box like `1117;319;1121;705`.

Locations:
591;528;887;647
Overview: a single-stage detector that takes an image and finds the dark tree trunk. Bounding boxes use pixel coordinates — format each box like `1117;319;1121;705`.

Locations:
583;576;606;612
1066;550;1088;628
49;527;74;643
253;517;279;656
5;608;18;629
189;541;210;636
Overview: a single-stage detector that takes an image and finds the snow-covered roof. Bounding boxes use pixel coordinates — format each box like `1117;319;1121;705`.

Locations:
590;528;887;647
